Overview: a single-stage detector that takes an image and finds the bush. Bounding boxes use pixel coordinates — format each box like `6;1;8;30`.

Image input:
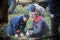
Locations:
0;27;7;36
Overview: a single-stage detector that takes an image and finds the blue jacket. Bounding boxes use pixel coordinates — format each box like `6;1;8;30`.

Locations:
47;0;60;16
5;16;26;35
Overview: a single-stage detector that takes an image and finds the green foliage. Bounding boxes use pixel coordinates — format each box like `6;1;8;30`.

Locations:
10;36;18;40
0;27;7;36
0;27;18;40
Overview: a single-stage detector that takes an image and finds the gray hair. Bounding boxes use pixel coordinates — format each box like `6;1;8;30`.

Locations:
33;4;46;17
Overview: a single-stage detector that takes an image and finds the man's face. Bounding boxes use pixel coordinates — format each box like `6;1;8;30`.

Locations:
31;12;37;20
29;12;35;16
23;17;28;22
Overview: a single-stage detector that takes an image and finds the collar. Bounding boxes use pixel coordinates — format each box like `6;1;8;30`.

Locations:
34;16;42;23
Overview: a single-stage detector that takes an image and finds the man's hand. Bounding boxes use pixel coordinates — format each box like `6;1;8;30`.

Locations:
16;30;20;34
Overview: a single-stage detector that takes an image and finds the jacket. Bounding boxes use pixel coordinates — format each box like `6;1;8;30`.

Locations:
5;16;26;35
32;17;49;35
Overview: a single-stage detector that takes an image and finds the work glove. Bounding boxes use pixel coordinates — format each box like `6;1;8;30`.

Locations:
15;34;18;38
20;33;24;37
16;30;20;34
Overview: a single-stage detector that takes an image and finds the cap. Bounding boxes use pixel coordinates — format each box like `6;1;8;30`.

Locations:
28;4;35;12
24;14;29;19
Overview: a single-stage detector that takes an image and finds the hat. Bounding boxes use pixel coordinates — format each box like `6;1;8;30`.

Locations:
28;4;35;12
24;14;29;19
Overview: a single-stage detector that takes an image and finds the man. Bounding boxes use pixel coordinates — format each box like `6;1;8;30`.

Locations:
4;14;29;36
29;12;49;40
47;0;60;40
28;3;46;18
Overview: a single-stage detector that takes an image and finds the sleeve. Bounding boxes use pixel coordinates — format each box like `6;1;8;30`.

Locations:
42;19;49;34
33;22;42;34
11;18;19;34
9;18;16;34
9;16;23;34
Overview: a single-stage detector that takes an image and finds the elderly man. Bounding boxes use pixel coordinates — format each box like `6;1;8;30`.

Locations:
28;12;49;40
